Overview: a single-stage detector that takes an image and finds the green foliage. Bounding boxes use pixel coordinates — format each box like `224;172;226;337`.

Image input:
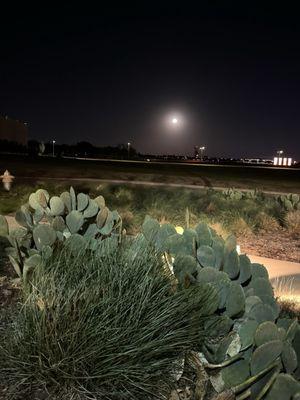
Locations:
2;182;300;238
265;373;300;400
1;238;217;399
0;187;122;280
0;215;8;236
142;216;300;399
250;340;283;375
277;193;300;211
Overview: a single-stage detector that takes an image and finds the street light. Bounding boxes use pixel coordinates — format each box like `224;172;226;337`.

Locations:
52;140;56;157
199;146;205;161
127;142;131;159
276;149;283;157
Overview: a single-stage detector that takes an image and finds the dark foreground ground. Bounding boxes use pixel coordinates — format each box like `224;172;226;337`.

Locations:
1;155;300;193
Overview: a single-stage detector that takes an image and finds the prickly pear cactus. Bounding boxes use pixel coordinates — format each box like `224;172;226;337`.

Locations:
142;216;300;399
223;188;244;201
278;193;300;211
0;187;122;280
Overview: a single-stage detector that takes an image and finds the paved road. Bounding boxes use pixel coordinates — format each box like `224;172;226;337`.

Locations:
64;156;300;171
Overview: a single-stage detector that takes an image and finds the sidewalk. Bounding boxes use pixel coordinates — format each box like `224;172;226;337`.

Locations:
249;254;300;298
249;255;300;280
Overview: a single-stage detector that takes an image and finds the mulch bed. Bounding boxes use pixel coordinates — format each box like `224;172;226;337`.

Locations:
237;229;300;263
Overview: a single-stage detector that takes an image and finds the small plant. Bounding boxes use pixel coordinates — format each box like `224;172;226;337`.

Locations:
222;188;263;202
277;193;300;211
254;212;280;232
223;188;244;200
228;216;253;237
1;237;217;399
285;210;300;238
0;187;122;281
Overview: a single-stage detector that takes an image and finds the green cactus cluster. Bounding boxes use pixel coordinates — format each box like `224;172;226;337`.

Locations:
222;188;244;200
222;188;263;201
0;187;122;280
1;187;300;397
142;216;300;399
277;193;300;211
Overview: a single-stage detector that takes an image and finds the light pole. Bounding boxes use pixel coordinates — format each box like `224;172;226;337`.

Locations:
52;140;56;157
127;142;131;159
276;149;283;157
200;146;205;161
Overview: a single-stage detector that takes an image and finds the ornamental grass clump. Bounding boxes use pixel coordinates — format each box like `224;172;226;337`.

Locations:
1;237;217;399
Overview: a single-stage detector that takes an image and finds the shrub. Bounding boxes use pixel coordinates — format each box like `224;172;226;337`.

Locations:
120;209;135;233
285;210;300;238
1;237;217;399
142;216;300;399
0;187;122;281
228;216;253;237
254;212;280;232
279;300;300;321
114;187;134;205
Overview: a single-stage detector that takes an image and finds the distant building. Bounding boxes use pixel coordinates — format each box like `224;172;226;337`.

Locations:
273;156;293;166
0;115;28;145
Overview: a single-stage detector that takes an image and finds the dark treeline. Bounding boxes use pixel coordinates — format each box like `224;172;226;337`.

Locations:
0;139;28;154
0;140;137;159
1;139;299;167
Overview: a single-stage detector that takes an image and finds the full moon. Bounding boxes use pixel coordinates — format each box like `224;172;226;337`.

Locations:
172;118;178;124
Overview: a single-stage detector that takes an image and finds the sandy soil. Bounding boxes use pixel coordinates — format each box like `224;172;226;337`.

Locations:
237;230;300;263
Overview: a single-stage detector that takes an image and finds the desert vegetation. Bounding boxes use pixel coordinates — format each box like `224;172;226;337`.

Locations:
0;187;300;399
1;182;299;261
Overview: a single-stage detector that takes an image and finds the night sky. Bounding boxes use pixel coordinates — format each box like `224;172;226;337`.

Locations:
1;4;300;159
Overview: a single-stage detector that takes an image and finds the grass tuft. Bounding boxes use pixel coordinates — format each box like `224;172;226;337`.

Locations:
285;210;300;238
1;237;217;399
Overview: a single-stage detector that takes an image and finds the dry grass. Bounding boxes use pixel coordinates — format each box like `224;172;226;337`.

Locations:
279;299;300;320
285;210;300;238
209;222;229;239
272;276;300;320
254;212;280;233
272;276;297;301
229;217;253;237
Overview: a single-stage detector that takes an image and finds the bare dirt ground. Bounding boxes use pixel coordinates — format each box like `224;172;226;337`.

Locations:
237;229;300;263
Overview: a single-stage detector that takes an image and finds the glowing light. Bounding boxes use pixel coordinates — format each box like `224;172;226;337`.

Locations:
175;226;184;235
163;112;185;131
274;156;293;166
